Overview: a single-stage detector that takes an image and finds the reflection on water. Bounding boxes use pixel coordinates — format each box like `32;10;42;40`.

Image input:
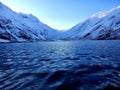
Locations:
0;40;120;90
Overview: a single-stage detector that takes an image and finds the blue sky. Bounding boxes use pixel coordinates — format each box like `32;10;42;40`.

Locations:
0;0;120;30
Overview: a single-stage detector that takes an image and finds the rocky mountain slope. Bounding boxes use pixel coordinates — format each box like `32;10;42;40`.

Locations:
0;2;120;43
0;2;60;42
62;6;120;40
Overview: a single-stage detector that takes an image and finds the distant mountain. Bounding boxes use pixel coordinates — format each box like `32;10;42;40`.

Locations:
0;2;120;43
0;2;60;42
62;6;120;40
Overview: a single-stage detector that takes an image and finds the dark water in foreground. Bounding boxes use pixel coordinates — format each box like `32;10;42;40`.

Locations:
0;40;120;90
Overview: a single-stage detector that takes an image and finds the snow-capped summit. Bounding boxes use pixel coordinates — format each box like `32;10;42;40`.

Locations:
0;2;120;42
62;6;120;40
90;11;109;19
0;2;60;42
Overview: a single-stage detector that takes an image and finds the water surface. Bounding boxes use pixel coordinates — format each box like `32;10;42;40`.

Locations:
0;40;120;90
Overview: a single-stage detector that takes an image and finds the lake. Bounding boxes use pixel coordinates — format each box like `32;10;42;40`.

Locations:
0;40;120;90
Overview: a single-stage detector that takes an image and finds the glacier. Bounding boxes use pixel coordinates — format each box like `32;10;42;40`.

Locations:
0;2;120;43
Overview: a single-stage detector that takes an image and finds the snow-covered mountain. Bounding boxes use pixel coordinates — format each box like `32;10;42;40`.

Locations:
62;6;120;40
0;2;60;42
0;2;120;43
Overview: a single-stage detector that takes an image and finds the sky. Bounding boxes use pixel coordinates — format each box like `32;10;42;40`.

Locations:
0;0;120;30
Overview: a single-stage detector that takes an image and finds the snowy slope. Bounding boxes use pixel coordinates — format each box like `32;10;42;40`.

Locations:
0;2;60;42
63;6;120;40
0;2;120;43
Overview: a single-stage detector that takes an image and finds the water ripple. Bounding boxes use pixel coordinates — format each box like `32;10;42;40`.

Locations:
0;40;120;90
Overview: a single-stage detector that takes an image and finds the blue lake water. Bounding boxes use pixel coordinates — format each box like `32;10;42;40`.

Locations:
0;40;120;90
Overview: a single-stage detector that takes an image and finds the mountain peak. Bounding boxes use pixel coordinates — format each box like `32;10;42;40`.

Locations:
0;2;120;42
91;11;109;19
0;2;59;42
63;5;120;40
